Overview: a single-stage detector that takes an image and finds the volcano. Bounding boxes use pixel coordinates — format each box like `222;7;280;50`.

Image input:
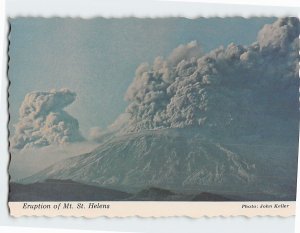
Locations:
21;127;298;201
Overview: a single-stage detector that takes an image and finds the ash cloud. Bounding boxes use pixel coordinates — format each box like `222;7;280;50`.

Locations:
166;40;202;66
11;88;84;149
120;17;299;137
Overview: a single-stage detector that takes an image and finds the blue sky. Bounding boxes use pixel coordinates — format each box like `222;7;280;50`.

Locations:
8;17;275;136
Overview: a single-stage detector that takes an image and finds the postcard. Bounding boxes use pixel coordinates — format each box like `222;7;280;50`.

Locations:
8;16;299;217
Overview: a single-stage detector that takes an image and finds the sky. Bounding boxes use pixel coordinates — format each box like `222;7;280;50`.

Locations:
8;17;275;137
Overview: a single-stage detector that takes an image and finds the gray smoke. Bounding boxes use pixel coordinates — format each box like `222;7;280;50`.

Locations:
121;17;299;137
11;88;84;149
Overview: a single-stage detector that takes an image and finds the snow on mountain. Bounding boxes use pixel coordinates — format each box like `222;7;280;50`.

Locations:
22;127;297;200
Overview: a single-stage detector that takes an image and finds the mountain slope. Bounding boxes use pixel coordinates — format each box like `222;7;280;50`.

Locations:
9;179;131;201
22;128;298;200
10;179;236;202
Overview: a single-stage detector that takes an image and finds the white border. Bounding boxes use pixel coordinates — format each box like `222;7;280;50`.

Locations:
1;1;300;233
162;0;300;7
5;0;300;18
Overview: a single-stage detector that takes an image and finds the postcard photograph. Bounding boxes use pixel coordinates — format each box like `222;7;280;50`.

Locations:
7;16;299;216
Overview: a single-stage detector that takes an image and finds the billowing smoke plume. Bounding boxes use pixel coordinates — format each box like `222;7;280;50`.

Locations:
121;17;299;137
11;88;84;149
